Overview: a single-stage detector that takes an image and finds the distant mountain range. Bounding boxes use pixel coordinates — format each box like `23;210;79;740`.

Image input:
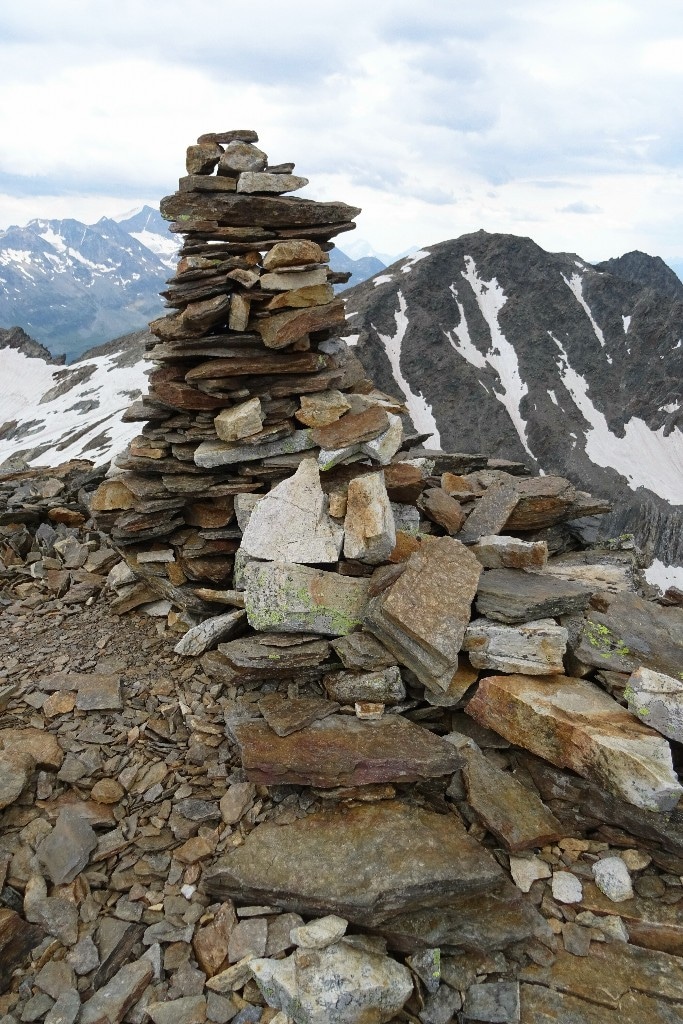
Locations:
0;207;385;362
340;234;683;591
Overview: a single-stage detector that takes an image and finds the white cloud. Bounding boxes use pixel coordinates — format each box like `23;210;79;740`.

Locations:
0;1;682;261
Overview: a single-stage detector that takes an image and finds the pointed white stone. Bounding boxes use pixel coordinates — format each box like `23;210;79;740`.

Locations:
240;459;343;564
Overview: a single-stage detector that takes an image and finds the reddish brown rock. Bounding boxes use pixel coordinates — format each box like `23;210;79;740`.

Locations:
255;300;346;349
257;694;340;736
232;714;463;787
311;406;390;451
384;463;426;503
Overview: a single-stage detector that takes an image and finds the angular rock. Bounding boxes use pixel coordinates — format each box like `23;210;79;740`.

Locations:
571;591;683;678
174;610;246;656
290;916;348;949
460;481;521;542
343;472;396;564
257;693;339;736
460;745;564;851
295;390;351;427
219;784;256;825
472;536;548;570
161;190;360;230
579;881;683;956
194;430;314;468
324;666;405;705
0;727;63;769
519;985;681;1024
508;855;552;893
476;568;591;624
466;674;682;811
420;984;462;1024
592;857;634;903
146;997;206;1024
232;714;463;787
311;406;389;450
237;172;308;194
624;667;683;743
228;918;267;963
255;300;346;349
240;459;343;563
261;268;328;291
244;562;369;636
365;538;482;693
80;957;153;1024
552;871;583;904
186;142;223;174
214;398;264;442
0;908;44;994
463;618;567;675
43;990;81;1024
203;801;504;925
464;982;520;1023
375;883;553;954
217;141;268;174
418;487;465;535
214;634;331;683
263;240;325;269
0;749;32;809
37;809;98;885
251;941;413;1024
330;633;397;672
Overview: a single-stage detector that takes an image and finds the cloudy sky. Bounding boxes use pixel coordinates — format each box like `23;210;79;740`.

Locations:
1;0;682;263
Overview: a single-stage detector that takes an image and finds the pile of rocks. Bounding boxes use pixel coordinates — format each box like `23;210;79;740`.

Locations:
1;133;682;1024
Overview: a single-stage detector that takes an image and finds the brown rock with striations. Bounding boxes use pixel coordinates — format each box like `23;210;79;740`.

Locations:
466;673;682;812
365;537;482;693
233;714;463;787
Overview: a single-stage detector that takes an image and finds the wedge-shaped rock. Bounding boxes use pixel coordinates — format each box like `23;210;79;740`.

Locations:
463;618;567;675
255;301;346;349
203;801;504;925
343;472;396;564
252;942;413;1024
174;609;246;656
244;562;369;636
503;476;611;530
233;715;462;787
240;460;343;564
331;633;397;672
365;538;482;693
460;745;564;851
370;882;552;954
471;536;548;570
214;398;264;442
460;481;520;542
237;172;309;194
571;591;683;678
466;674;682;811
160;191;361;229
625;667;683;744
476;568;591;623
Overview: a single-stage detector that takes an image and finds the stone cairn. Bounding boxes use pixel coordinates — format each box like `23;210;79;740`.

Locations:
84;131;683;1023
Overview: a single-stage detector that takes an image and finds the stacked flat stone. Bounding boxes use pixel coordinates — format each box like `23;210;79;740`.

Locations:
98;130;406;613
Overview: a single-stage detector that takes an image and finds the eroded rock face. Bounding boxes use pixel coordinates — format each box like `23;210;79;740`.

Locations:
466;674;682;811
232;715;463;787
365;538;482;693
203;801;504;925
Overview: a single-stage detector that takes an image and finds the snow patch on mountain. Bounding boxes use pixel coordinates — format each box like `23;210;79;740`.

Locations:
0;345;149;468
562;272;606;348
446;256;534;459
553;336;683;504
374;291;440;445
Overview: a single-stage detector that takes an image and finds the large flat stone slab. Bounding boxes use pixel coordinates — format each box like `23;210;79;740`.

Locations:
580;880;683;956
232;715;463;787
476;568;591;623
365;537;482;693
519;943;683;1010
466;674;682;812
203;801;504;925
244;562;370;636
520;984;683;1024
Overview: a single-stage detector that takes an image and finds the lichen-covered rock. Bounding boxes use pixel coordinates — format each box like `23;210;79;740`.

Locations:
243;562;369;636
251;941;413;1024
624;667;683;743
463;617;567;675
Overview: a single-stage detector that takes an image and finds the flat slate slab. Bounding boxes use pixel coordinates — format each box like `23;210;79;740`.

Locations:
467;674;682;812
475;568;591;623
572;591;683;678
232;714;463;787
203;801;504;925
257;694;339;737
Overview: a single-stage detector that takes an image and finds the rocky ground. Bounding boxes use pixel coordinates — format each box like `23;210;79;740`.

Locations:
0;459;682;1024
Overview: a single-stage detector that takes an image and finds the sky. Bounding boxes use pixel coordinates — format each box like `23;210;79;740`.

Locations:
1;0;683;263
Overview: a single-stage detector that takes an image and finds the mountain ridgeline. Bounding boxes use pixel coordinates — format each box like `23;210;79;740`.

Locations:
0;207;384;361
341;233;683;582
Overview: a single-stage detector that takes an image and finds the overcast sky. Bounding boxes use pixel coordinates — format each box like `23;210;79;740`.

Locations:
1;0;682;262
